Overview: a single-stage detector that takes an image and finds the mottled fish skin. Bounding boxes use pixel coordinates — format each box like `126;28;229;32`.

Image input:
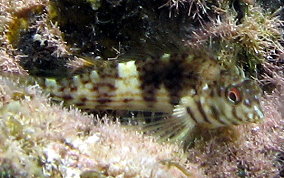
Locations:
36;53;264;142
40;53;221;112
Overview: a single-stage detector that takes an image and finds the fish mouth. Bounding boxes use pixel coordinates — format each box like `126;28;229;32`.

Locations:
254;105;264;120
243;105;264;123
246;106;264;122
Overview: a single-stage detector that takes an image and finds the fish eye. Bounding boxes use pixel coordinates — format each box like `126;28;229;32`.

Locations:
227;87;242;104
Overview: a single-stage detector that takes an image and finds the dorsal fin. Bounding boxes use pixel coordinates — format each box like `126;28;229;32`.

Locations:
66;56;96;74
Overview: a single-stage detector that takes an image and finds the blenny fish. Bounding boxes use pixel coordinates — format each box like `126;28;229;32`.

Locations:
34;52;264;143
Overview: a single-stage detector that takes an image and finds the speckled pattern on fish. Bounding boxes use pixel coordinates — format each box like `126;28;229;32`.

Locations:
36;52;264;143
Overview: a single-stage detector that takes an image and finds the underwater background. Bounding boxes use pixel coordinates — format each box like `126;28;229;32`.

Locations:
0;0;283;177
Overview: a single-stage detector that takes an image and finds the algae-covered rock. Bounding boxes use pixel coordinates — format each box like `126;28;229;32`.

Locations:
0;76;194;177
47;0;224;58
7;0;283;83
0;0;284;177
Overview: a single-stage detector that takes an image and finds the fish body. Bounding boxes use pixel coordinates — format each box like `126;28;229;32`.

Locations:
41;53;221;112
36;52;264;142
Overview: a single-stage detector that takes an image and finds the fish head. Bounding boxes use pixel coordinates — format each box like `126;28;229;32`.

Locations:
210;78;264;126
228;79;264;121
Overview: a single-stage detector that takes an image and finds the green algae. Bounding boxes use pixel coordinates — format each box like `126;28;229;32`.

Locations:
6;5;45;47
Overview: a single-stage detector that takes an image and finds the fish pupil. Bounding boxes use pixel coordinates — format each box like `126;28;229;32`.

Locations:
229;92;237;102
227;87;241;103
